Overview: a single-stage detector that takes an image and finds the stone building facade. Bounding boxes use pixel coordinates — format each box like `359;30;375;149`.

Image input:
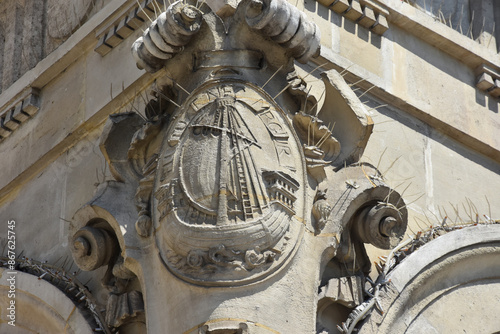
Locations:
0;0;499;333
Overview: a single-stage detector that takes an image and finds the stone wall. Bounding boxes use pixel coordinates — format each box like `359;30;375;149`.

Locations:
0;0;499;333
0;0;111;94
408;0;499;52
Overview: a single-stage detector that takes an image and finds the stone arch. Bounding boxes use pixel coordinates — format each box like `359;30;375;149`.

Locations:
359;224;500;333
0;268;94;333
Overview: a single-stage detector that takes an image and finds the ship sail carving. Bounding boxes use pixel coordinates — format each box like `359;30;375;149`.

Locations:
181;86;268;225
154;82;305;284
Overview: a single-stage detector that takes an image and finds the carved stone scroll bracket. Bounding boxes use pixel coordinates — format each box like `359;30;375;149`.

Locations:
292;69;373;183
336;185;407;270
314;163;407;274
313;164;407;333
132;0;321;76
244;0;321;63
71;224;118;272
70;184;149;333
69;215;140;333
348;185;407;250
71;182;140;251
71;88;177;332
69;179;153;303
316;70;374;168
132;0;204;73
353;202;406;250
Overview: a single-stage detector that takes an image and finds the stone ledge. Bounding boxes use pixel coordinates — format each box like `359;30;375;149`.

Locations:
476;65;500;99
95;0;167;56
317;0;390;36
0;0;134;122
378;0;500;74
315;48;500;164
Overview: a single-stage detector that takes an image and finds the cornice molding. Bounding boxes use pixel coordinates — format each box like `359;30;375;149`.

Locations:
317;0;389;35
0;0;138;138
380;0;500;71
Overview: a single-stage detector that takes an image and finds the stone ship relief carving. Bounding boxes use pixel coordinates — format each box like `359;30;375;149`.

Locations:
68;0;408;330
154;82;305;284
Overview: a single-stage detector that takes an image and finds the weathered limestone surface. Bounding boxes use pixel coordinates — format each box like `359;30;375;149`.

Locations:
0;0;498;333
66;2;411;332
0;0;112;94
307;0;500;162
360;224;500;333
0;268;95;333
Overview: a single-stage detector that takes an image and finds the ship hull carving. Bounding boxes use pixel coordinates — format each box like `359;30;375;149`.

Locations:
153;80;306;285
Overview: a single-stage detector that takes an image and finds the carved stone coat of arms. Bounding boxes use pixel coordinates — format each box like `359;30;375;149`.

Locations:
69;0;408;332
154;81;306;285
